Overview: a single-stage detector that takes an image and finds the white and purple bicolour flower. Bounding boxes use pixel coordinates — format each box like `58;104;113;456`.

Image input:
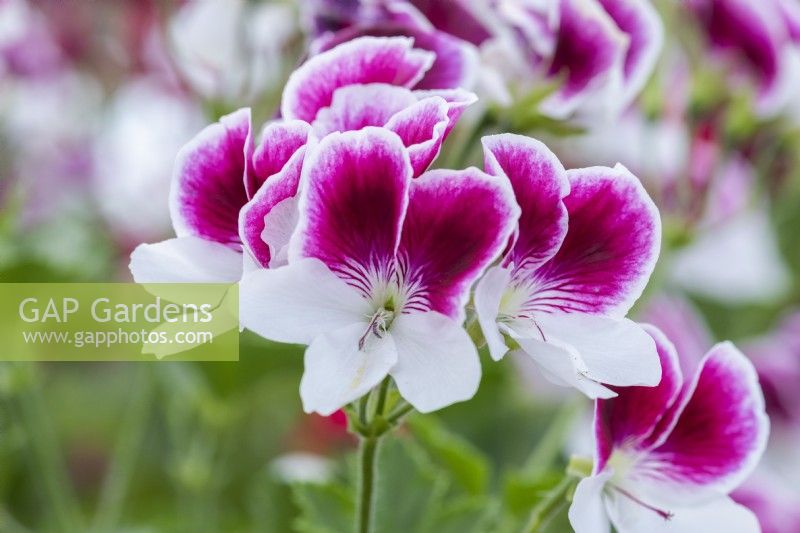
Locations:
492;0;664;118
240;127;519;415
283;36;477;177
475;134;662;398
129;108;311;281
569;327;769;533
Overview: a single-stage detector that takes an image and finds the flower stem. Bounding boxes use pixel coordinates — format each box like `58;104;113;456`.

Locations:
356;435;379;533
522;475;574;533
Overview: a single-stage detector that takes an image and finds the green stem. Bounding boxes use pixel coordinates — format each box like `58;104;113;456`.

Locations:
12;363;83;532
356;436;379;533
383;402;414;428
91;365;154;532
521;476;574;533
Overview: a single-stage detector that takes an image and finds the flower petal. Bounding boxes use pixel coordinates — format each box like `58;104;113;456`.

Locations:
281;36;434;122
301;322;398;415
482;133;569;273
390;311;481;413
170;108;251;245
311;83;418;138
413;88;478;136
239;146;305;268
542;0;627;118
568;471;614;533
385;95;450;176
530;164;660;316
247;119;310;198
635;342;769;503
607;495;760;533
129;237;243;283
598;0;664;106
535;313;661;389
397;167;520;321
594;325;683;471
514;336;618;399
474;265;513;361
290;127;412;292
240;258;372;345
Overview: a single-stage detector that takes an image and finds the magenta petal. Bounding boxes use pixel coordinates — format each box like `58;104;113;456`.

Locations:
408;0;493;46
291;127;412;292
594;325;683;471
386;96;450;176
597;0;663;104
641;342;769;495
482;134;569;273
530;164;660;316
170;108;250;246
545;0;626;115
414;88;478;136
247;120;311;199
282;36;434;122
239;146;305;268
397;167;520;321
312;83;418;137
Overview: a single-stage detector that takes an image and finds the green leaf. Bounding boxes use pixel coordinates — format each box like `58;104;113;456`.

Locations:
406;415;490;496
373;437;447;533
291;482;355;533
503;470;564;516
424;497;499;533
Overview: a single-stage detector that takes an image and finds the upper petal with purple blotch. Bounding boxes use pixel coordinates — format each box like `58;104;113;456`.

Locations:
407;0;494;46
289;127;412;293
170;108;251;246
482;133;569;273
597;0;664;106
247;119;311;198
631;342;769;504
312;84;419;138
282;36;434;122
396;167;520;321
311;20;479;90
385;95;451;176
527;164;661;317
239;146;305;268
542;0;627;118
594;325;683;471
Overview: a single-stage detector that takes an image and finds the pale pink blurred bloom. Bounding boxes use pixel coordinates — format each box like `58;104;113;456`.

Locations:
168;0;297;102
732;472;800;533
92;78;205;245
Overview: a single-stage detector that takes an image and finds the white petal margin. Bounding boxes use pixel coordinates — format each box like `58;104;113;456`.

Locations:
569;470;614;533
390;312;481;413
474;265;513;361
129;236;243;283
513;338;617;399
607;495;761;533
535;313;661;388
239;258;372;345
300;322;398;416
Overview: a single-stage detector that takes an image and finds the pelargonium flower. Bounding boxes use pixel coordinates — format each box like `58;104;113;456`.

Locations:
685;0;800;116
129;108;311;281
283;35;477;176
307;1;480;90
240;127;519;415
491;0;664;118
569;327;769;532
475;134;661;398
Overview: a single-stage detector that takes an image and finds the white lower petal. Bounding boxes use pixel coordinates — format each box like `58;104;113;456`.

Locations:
513;338;616;399
608;494;760;533
536;313;661;388
129;236;243;283
569;471;614;533
260;196;298;269
474;265;512;361
390;312;481;413
240;258;372;345
300;322;397;416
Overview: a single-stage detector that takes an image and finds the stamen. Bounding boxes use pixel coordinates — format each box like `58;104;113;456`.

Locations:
516;313;547;342
611;486;673;521
358;309;393;351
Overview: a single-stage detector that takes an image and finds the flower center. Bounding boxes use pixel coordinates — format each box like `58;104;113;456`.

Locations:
607;452;673;521
358;299;396;351
610;485;674;521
